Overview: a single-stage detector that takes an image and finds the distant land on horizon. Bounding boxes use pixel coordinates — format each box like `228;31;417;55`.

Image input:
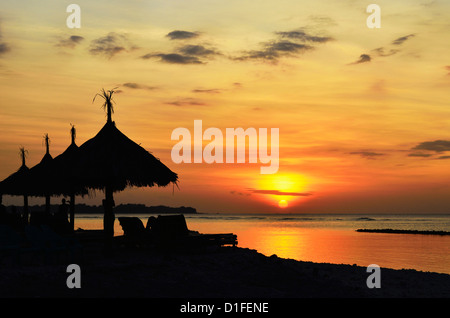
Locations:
4;203;197;214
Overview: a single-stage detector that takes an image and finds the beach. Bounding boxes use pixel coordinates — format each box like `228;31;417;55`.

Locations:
1;241;450;299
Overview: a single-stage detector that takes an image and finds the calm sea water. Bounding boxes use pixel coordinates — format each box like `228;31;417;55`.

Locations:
75;213;450;275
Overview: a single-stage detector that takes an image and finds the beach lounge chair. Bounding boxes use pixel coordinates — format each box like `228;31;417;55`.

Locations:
148;214;237;249
117;217;149;247
118;214;238;250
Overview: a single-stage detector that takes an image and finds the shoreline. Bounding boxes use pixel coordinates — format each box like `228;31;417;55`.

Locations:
1;242;449;298
356;228;450;235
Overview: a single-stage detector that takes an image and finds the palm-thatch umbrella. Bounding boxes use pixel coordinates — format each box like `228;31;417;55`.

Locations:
72;88;178;240
46;124;88;230
0;147;30;222
24;126;89;227
26;134;54;213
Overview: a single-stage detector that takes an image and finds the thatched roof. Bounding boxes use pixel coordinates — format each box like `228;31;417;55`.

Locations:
23;134;54;197
0;163;29;196
31;126;88;196
70;120;178;192
1;89;178;201
0;148;30;196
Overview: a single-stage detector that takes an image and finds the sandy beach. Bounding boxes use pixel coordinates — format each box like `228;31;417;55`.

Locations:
1;240;449;299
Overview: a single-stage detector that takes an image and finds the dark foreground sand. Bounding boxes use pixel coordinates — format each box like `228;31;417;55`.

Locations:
1;241;449;299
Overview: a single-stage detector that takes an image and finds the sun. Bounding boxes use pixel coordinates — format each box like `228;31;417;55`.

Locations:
278;199;288;208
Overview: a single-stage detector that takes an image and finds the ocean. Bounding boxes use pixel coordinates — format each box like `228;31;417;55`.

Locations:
75;213;450;275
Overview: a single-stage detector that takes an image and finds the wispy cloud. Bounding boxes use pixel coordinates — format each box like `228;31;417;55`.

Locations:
230;191;251;197
165;97;206;106
407;140;450;160
177;44;221;57
348;151;385;158
247;188;313;196
371;47;399;57
0;43;9;55
56;35;84;49
141;32;220;64
233;40;313;62
121;82;157;90
392;34;415;45
412;140;450;153
350;33;416;65
141;53;203;64
166;30;200;40
0;20;10;56
276;29;333;43
89;32;137;58
192;88;221;94
233;28;331;63
407;152;433;158
349;54;371;64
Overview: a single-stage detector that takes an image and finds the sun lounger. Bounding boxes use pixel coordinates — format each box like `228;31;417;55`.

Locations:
118;217;149;247
118;214;238;250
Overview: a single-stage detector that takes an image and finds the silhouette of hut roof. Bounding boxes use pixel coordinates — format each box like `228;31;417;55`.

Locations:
23;134;55;197
69;88;178;193
71;120;178;192
72;87;178;239
0;148;30;196
36;125;88;196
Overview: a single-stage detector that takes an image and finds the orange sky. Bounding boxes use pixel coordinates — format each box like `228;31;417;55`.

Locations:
1;1;450;213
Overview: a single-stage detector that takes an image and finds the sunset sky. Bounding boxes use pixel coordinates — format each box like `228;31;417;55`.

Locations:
1;0;450;214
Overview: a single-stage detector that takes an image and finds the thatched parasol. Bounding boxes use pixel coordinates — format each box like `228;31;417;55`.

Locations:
25;134;54;213
72;88;178;239
45;125;88;230
0;147;31;222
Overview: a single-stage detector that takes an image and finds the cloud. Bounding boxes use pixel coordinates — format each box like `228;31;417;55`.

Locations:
445;66;450;76
230;191;251;197
407;153;433;158
372;47;399;57
436;155;450;160
392;34;415;45
192;88;221;94
350;34;416;65
165;98;206;106
247;188;313;196
0;20;10;56
89;32;137;58
349;54;371;64
349;151;384;158
56;35;84;49
141;53;203;64
276;30;333;43
232;28;331;63
121;82;157;90
178;44;221;57
412;140;450;153
142;41;221;65
0;42;10;55
234;40;313;62
166;30;200;40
